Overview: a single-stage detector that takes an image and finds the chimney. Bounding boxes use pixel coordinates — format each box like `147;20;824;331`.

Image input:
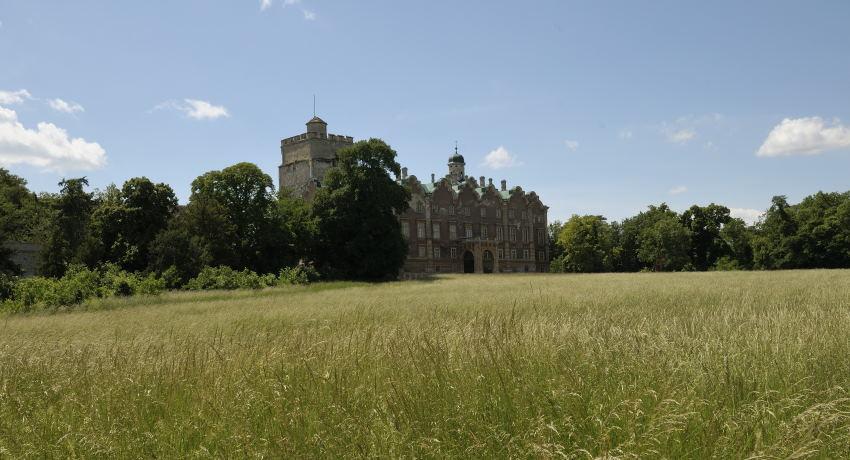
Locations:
500;180;507;191
479;176;485;187
488;178;493;187
431;173;435;183
402;167;408;179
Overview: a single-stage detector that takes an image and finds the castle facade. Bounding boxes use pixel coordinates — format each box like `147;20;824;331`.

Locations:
279;116;549;274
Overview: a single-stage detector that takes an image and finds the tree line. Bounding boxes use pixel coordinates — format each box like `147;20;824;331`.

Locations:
0;139;410;287
548;193;850;273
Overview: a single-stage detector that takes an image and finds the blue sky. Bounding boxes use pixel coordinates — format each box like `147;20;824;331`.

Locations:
1;1;849;224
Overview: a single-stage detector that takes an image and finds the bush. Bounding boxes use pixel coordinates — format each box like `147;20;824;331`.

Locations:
279;264;319;285
0;273;15;301
712;256;743;271
1;264;166;314
185;266;276;291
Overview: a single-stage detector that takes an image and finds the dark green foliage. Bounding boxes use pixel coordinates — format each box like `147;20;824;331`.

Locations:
184;163;292;273
0;273;15;301
148;210;210;284
1;264;165;313
279;264;320;285
184;266;276;291
637;214;692;271
41;178;97;277
554;215;615;272
89;178;178;272
312;139;410;280
681;204;732;270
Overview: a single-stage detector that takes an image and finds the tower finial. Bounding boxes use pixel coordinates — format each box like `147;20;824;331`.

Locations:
455;140;458;154
313;94;316;117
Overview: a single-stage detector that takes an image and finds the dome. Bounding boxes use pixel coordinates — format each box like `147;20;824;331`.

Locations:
449;152;465;164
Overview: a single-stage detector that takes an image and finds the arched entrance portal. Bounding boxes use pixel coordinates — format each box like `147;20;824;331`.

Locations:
483;250;494;273
463;251;475;273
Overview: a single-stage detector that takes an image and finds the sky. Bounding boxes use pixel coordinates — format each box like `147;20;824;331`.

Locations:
1;1;850;224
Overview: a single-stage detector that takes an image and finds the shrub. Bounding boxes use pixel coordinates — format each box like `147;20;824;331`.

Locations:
279;264;319;285
713;256;743;271
185;266;276;291
0;273;15;301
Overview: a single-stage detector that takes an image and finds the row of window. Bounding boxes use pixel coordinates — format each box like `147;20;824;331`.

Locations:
412;202;542;221
414;246;546;261
403;221;546;243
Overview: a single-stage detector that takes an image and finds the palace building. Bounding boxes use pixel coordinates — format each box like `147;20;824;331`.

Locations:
279;115;549;274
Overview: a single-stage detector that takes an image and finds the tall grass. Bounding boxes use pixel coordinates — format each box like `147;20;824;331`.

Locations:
2;271;850;457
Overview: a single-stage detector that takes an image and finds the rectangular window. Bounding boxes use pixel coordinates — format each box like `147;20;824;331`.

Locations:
417;221;426;238
509;227;517;241
431;203;438;213
538;251;545;261
498;248;504;259
496;226;503;241
432;222;441;239
401;220;409;239
523;249;530;260
450;247;457;259
449;223;457;240
521;211;527;220
522;228;529;242
496;208;502;218
465;224;473;238
448;206;455;216
418;245;426;258
537;229;545;243
511;249;517;260
481;225;488;239
433;247;441;259
480;208;487;218
417;202;425;213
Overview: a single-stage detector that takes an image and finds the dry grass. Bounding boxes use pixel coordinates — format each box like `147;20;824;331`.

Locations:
2;271;850;458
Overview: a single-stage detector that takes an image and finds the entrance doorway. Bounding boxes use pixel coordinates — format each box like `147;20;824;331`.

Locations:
463;251;475;273
483;250;494;273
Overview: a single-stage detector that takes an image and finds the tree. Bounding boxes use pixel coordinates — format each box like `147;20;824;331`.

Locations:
148;210;210;284
185;162;285;273
0;169;50;275
556;215;615;272
638;215;692;271
616;203;681;271
719;217;754;269
681;204;732;270
312;139;410;280
752;196;799;269
41;178;96;277
89;178;178;271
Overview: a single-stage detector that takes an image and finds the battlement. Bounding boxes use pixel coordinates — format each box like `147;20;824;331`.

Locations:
282;132;354;146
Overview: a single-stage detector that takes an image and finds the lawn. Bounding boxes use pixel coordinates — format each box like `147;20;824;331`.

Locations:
2;271;850;458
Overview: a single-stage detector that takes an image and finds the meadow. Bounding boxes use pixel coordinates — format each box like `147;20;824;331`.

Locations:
2;271;850;458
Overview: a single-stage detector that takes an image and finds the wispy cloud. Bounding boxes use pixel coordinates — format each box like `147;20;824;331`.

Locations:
619;129;633;140
564;140;579;152
154;99;230;120
668;185;688;195
660;113;723;145
302;9;316;20
0;89;32;105
482;146;522;170
730;208;764;225
0;105;106;172
48;98;85;114
757;117;850;157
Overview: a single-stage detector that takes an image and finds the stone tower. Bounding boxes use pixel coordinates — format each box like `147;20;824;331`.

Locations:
448;147;466;184
278;116;354;200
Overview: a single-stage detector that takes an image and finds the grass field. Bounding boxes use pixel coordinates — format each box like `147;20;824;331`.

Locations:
2;271;850;458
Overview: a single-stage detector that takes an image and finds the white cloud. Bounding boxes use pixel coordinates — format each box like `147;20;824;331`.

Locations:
48;98;85;114
668;185;688;195
302;9;316;20
666;128;696;144
482;146;522;169
756;117;850;157
0;89;32;105
155;99;230;120
564;139;579;151
730;208;763;225
260;0;273;10
0;105;106;172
